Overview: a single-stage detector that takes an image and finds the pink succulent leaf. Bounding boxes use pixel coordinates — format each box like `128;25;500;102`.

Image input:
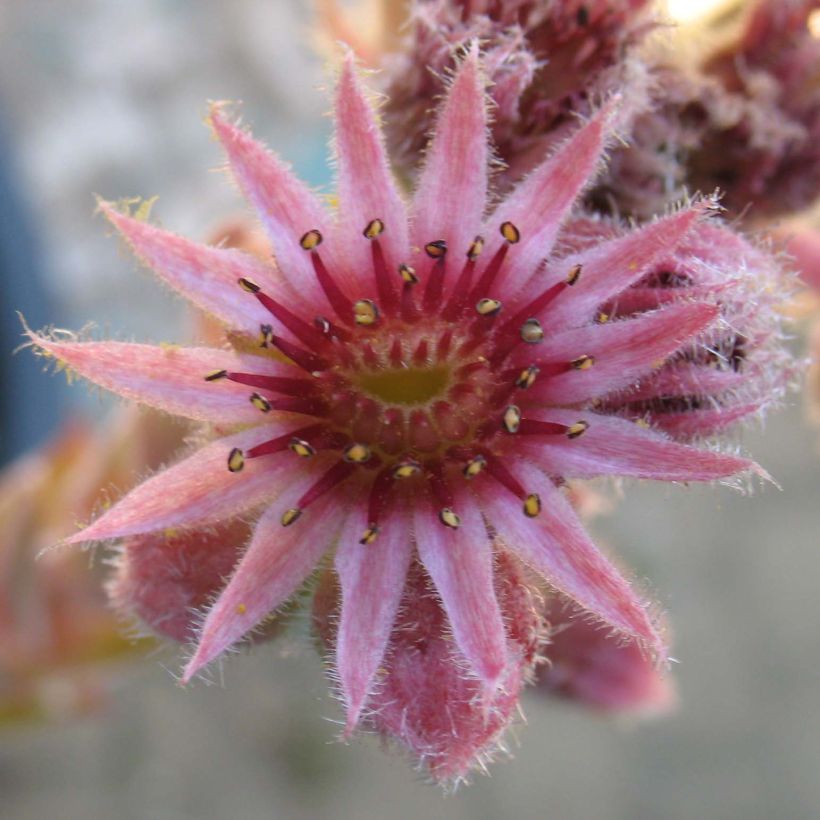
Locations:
99;202;288;332
209;105;333;304
183;476;349;681
334;504;413;734
477;465;665;655
29;335;287;424
413;486;509;688
519;409;757;481
65;425;300;544
515;301;720;404
410;44;489;291
484;102;613;296
335;52;410;281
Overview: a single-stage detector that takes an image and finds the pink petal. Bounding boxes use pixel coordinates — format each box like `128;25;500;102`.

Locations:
410;45;488;291
476;464;665;655
518;302;720;404
30;336;278;424
653;402;763;439
334;504;413;734
413;486;508;687
65;425;299;543
100;202;284;332
609;361;746;403
182;479;348;681
484;102;613;296
518;409;757;481
209;106;332;306
546;203;709;332
335;53;409;284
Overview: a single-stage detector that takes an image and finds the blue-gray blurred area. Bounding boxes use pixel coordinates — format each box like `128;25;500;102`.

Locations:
0;114;69;463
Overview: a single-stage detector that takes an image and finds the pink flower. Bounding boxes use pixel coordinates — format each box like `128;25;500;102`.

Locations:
29;49;783;776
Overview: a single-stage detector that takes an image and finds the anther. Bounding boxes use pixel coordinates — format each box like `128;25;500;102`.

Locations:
567;420;589;439
425;240;448;259
515;365;540;389
398;263;418;285
238;277;261;293
503;405;522;433
520;318;544;344
359;524;379;545
476;297;502;316
288;438;316;458
299;229;323;250
439;508;461;529
393;460;422;479
281;507;302;527
363;219;385;239
259;324;274;348
204;369;227;382
500;221;521;244
523;493;542;518
343;442;372;464
467;235;484;260
249;392;272;413
571;354;595;371
314;316;331;335
566;263;582;285
596;312;609;324
227;448;245;473
462;454;487;479
353;299;379;326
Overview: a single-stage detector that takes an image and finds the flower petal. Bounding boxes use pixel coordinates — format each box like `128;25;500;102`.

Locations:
30;336;283;424
335;53;409;285
410;45;488;290
334;504;413;734
182;476;348;681
476;465;665;655
209;106;332;305
652;402;763;439
100;202;283;332
518;302;720;404
484;102;613;295
65;425;299;543
413;487;508;687
519;409;757;481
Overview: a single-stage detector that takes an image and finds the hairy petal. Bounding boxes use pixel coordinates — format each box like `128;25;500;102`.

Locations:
334;505;413;733
477;465;665;655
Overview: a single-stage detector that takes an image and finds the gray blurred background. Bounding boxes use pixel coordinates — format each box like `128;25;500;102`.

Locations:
1;2;818;818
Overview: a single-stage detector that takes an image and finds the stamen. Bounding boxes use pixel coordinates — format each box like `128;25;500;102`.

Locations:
204;369;227;382
398;263;418;285
441;237;482;318
365;220;399;314
523;493;542;518
571;354;595;371
363;219;385;239
363;467;395;542
222;372;316;398
295;460;356;512
239;281;328;349
467;236;485;260
227;448;245;473
439;508;461;529
483;453;527;499
476;298;502;316
245;424;326;460
288;438;316;458
343;442;372;464
353;299;379;327
567;420;589;439
258;323;330;373
515;419;589;438
306;243;354;323
566;263;582;286
462;454;487;479
424;240;447;259
300;230;323;250
249;392;272;413
359;525;379;545
503;405;522;433
515;365;540;389
520;318;544;344
281;507;302;526
596;312;609;324
423;255;447;312
393;460;422;479
238;277;260;293
500;221;521;244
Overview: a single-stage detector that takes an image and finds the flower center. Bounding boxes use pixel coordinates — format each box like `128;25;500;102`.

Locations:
357;364;450;406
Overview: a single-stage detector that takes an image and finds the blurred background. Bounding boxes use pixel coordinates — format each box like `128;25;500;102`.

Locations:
1;1;818;818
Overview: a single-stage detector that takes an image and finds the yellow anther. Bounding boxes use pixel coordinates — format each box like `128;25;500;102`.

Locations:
398;263;419;285
344;442;372;464
476;297;503;316
567;420;589;439
353;299;379;326
467;235;484;259
281;507;302;527
393;460;422;479
238;277;261;293
523;493;542;518
299;229;323;250
363;219;385;239
520;318;544;344
204;369;227;382
439;508;461;529
566;263;582;285
359;525;380;545
236;603;247;615
462;454;487;479
249;392;272;413
227;448;245;473
503;405;522;434
596;312;609;324
515;365;540;389
288;438;316;458
571;354;595;371
424;240;448;259
635;418;651;429
500;221;521;244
